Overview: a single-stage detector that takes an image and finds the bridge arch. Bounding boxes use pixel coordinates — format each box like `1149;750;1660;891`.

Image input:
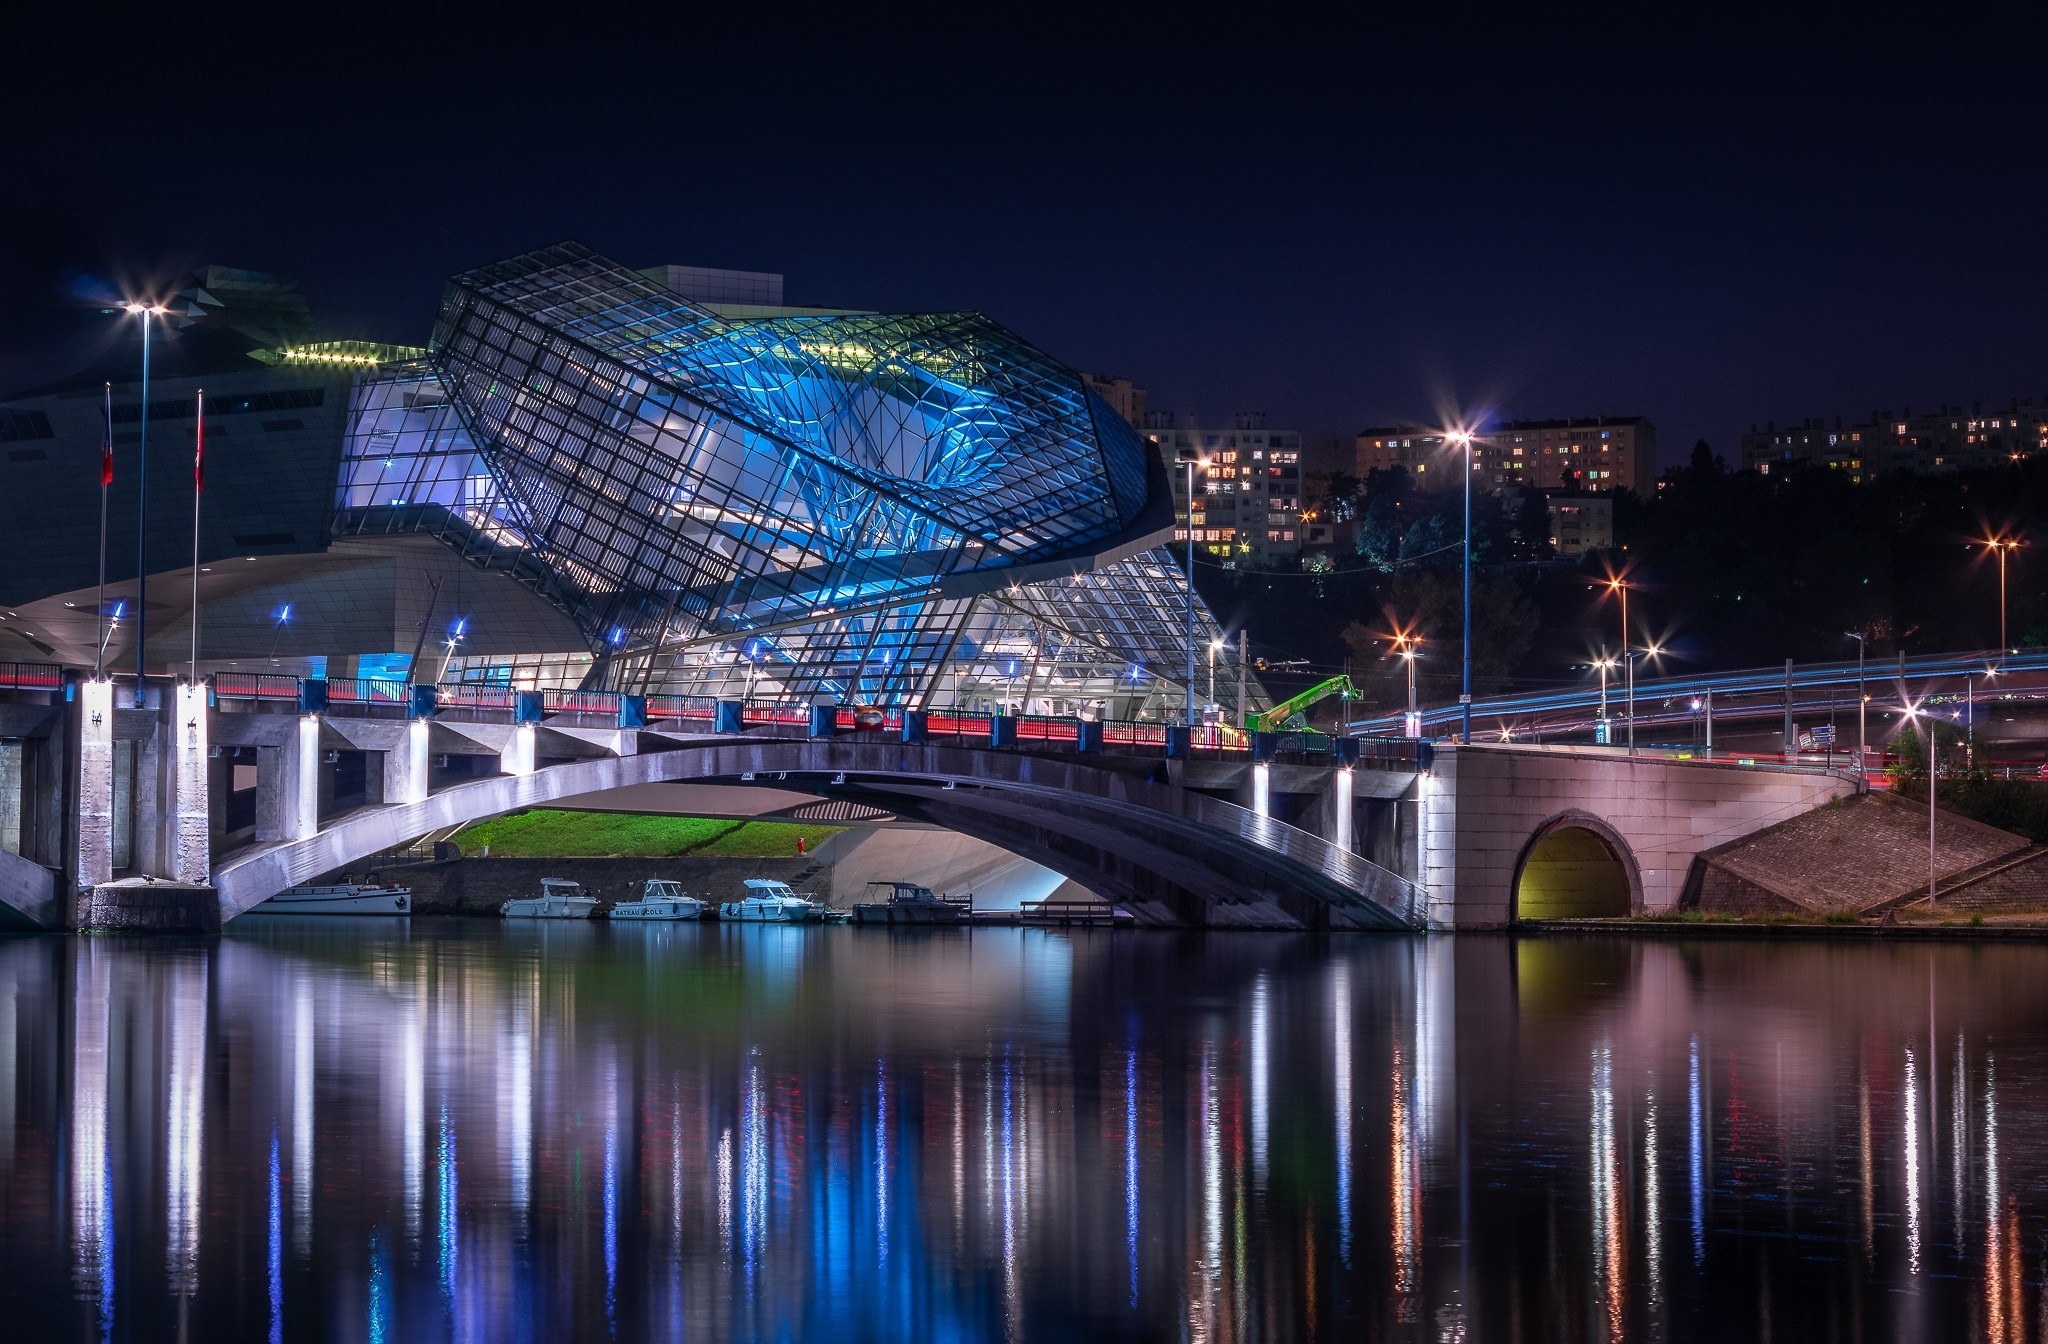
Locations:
213;739;1421;930
1511;810;1640;922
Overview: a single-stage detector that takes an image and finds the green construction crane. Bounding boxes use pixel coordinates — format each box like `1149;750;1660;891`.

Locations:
1247;674;1354;734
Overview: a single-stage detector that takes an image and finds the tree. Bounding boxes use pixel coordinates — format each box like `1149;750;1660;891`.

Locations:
1356;493;1402;571
1304;471;1361;523
1384;567;1539;696
1398;512;1451;567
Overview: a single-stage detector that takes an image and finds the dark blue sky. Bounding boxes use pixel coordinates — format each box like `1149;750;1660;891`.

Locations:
7;11;2043;464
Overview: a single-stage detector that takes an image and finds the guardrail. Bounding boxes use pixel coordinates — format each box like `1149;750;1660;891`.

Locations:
203;673;1429;770
0;662;64;692
214;671;301;701
646;694;716;723
1352;646;2048;738
325;677;409;707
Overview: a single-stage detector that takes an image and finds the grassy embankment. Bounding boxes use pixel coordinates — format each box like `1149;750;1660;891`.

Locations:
453;810;842;859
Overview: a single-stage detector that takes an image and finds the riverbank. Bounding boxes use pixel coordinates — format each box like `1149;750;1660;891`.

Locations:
377;855;826;916
450;810;842;859
1524;913;2048;941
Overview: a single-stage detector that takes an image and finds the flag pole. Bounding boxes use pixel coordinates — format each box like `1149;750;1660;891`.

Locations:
189;388;203;684
96;382;112;680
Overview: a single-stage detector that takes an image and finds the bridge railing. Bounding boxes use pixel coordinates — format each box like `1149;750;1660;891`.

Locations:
214;671;303;702
433;683;517;722
325;677;410;714
645;694;717;725
542;688;621;725
201;672;1429;770
0;661;64;692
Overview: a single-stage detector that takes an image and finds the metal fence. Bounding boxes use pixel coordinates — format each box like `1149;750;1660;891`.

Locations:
0;662;64;691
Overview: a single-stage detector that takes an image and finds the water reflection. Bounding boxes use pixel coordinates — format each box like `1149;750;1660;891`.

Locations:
5;929;2048;1338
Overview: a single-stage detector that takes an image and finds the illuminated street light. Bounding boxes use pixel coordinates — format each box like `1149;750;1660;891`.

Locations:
119;300;170;706
1845;631;1867;772
1980;534;2023;653
1592;655;1617;739
1448;429;1477;744
1901;697;1938;907
1175;450;1207;730
437;616;468;682
1603;574;1638;757
1208;637;1225;722
1394;631;1423;738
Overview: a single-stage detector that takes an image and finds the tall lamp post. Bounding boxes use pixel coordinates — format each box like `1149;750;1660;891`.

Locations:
1394;632;1421;738
1176;451;1203;729
1845;631;1867;773
1449;429;1476;743
1905;700;1937;907
1207;638;1225;745
1605;576;1635;756
1594;655;1616;741
1983;535;2022;653
121;300;169;705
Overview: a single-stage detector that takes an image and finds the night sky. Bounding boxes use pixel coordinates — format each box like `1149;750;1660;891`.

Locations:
7;12;2043;464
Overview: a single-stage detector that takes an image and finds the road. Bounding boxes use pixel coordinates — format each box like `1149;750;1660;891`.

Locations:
1346;647;2048;769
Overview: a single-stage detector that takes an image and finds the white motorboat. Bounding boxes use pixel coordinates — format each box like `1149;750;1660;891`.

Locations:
501;878;599;919
609;879;709;922
250;880;412;915
719;878;829;923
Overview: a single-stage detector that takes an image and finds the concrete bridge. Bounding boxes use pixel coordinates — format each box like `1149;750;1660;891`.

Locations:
0;667;1861;932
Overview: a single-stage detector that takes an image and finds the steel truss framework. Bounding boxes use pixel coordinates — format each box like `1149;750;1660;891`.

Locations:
336;243;1237;719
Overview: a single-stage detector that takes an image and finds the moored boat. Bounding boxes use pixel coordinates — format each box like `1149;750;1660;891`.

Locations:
719;878;829;923
851;881;970;926
251;879;412;915
609;879;709;922
501;878;599;919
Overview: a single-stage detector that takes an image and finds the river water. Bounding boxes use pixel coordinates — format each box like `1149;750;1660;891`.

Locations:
0;923;2043;1342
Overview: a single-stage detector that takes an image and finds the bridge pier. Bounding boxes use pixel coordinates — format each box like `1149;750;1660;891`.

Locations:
170;684;210;885
75;679;115;895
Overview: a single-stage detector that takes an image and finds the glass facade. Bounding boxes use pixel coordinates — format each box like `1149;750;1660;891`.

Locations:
335;243;1228;718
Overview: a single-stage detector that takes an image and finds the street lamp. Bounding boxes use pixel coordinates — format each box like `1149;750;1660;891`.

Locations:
1592;655;1617;740
1604;575;1635;756
1175;450;1206;729
1845;631;1867;772
1448;428;1476;744
1393;632;1422;738
1903;699;1937;907
120;300;170;706
437;617;468;682
1981;535;2022;652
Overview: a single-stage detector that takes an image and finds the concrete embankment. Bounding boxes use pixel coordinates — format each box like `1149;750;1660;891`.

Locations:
1683;792;2044;919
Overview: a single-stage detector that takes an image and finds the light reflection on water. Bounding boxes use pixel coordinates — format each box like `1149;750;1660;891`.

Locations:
4;926;2048;1339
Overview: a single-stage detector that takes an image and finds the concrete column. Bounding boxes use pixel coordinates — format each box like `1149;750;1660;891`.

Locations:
76;680;115;894
382;719;431;806
291;715;319;841
170;684;209;885
502;723;536;777
1334;766;1354;853
1252;761;1270;817
255;746;285;842
133;719;164;877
